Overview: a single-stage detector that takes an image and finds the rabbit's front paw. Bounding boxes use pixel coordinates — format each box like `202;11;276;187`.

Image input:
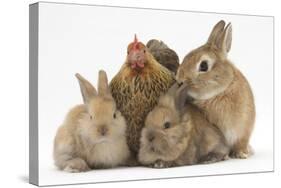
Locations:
230;146;253;159
230;150;249;159
63;158;90;173
152;160;173;168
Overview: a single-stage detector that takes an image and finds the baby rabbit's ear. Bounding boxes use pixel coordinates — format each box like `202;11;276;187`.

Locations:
175;84;189;113
98;70;112;97
166;83;179;96
158;83;179;109
75;73;97;104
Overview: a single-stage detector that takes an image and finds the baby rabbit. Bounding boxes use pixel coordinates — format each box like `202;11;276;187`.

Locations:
138;84;229;168
53;70;130;172
176;20;255;159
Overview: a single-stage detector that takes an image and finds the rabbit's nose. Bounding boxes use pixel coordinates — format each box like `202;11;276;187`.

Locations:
177;81;183;87
99;126;108;136
148;134;155;142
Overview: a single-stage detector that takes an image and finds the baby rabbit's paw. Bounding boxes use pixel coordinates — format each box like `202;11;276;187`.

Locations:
152;160;173;168
63;158;90;173
200;153;229;164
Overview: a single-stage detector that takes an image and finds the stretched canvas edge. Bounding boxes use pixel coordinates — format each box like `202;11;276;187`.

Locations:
29;2;39;186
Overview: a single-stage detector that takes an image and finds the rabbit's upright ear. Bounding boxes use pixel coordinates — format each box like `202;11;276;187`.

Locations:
207;20;226;46
207;21;232;56
75;73;97;104
219;23;232;54
98;70;111;97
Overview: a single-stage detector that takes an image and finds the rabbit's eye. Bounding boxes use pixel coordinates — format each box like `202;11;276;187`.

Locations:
164;122;171;129
90;115;93;120
113;113;116;119
143;49;146;53
199;60;208;72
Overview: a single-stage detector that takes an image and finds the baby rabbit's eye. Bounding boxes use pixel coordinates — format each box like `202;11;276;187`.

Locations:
199;60;208;72
164;122;171;129
90;115;93;120
113;113;116;119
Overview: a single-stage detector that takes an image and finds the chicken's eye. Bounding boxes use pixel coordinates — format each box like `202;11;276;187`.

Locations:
164;122;171;129
199;60;208;72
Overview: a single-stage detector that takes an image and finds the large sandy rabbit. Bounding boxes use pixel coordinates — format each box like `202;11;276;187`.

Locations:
53;70;130;172
138;84;229;168
176;20;255;158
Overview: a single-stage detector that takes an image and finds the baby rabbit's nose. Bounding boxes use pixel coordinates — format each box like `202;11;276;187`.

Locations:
177;81;183;87
99;126;108;136
148;134;155;142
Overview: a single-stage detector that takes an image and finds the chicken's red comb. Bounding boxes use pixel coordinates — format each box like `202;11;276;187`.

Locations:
132;34;139;50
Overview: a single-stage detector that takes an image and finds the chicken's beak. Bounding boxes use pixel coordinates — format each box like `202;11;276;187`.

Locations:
128;49;146;69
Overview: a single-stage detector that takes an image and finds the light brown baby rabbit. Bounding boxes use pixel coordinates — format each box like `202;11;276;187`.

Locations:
176;20;255;159
138;84;229;168
53;70;130;172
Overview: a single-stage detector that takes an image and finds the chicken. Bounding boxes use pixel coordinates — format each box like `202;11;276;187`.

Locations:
110;35;175;157
146;39;179;74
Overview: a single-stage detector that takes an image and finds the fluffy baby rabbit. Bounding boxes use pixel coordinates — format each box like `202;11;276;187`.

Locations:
138;84;229;168
53;70;130;172
176;20;255;159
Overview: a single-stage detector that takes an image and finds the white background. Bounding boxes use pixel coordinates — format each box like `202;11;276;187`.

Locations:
0;0;280;188
36;2;274;186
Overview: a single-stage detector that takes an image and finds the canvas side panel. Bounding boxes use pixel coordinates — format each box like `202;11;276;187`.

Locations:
29;3;39;186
